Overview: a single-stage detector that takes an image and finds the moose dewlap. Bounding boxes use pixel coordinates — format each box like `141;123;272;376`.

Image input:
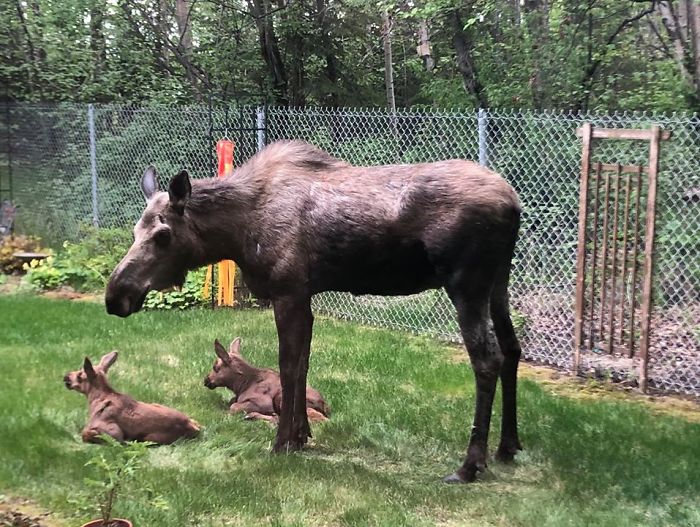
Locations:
106;140;522;483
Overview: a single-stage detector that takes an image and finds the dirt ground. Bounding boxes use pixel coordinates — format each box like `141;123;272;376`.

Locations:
0;497;66;527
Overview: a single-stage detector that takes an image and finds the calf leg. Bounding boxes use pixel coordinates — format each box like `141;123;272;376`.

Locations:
230;400;276;422
306;407;328;423
81;422;124;444
491;277;523;462
272;295;314;453
445;284;503;483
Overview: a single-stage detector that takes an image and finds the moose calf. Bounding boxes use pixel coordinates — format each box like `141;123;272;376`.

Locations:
204;338;330;423
64;351;200;444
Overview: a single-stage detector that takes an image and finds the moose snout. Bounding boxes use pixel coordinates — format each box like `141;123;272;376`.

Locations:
63;374;72;389
203;376;215;390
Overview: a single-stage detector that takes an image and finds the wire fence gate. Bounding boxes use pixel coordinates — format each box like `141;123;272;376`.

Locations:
2;104;699;396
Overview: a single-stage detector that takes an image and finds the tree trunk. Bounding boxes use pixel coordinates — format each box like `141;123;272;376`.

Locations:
524;0;549;108
417;19;434;71
315;0;339;106
658;1;693;86
89;0;107;88
382;10;396;111
247;0;288;103
175;0;201;100
452;9;489;108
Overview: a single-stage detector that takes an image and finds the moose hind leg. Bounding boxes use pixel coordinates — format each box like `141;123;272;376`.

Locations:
491;282;523;462
445;286;503;483
272;295;314;453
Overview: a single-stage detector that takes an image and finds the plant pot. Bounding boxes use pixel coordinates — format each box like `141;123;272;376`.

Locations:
80;519;133;527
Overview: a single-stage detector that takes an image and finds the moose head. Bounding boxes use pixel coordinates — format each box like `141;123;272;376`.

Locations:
63;351;118;395
105;166;200;317
203;338;243;390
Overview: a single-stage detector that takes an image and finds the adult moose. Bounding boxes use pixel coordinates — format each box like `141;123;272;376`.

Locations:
106;140;522;483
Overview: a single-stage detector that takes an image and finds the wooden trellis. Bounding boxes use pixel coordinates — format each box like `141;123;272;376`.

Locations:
573;124;671;391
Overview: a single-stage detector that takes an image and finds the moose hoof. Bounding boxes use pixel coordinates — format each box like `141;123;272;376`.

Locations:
495;440;523;463
442;469;476;484
443;460;487;484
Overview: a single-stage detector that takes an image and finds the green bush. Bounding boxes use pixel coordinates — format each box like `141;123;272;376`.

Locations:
143;268;208;310
25;226;131;292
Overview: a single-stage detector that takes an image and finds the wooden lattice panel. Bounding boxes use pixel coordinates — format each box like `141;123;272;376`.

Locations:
574;124;670;391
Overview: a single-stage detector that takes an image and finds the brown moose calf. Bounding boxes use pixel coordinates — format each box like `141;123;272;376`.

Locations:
64;351;200;444
204;338;330;423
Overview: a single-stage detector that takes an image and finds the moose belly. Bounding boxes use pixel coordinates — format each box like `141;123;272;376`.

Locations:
310;236;442;296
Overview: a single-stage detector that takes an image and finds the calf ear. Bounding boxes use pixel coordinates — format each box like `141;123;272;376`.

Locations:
214;339;231;364
229;337;242;355
83;357;97;381
97;351;118;373
169;170;191;215
141;166;159;201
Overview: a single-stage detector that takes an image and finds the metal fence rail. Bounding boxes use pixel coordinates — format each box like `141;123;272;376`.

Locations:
2;104;698;396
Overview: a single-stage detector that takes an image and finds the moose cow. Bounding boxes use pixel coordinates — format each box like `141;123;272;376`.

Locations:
204;337;330;423
64;351;201;444
105;140;522;483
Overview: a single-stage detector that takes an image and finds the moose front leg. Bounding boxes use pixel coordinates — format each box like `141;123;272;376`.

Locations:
272;295;314;453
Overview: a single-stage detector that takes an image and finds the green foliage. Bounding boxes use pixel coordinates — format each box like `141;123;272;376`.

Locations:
74;435;165;525
25;226;131;291
0;235;50;274
3;0;696;112
143;268;208;311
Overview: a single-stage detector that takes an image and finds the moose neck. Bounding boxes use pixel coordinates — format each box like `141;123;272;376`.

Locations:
226;355;261;395
87;377;116;405
186;177;258;267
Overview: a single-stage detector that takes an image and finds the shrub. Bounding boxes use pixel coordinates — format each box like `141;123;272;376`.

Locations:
0;235;50;274
25;226;131;292
143;268;208;310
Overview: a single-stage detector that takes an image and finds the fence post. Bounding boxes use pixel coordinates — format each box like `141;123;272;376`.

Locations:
88;104;99;227
256;105;266;152
478;108;489;167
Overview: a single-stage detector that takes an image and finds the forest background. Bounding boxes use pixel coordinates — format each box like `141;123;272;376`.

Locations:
3;0;700;112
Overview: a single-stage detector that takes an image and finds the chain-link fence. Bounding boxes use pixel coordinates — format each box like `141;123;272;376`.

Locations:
2;104;698;396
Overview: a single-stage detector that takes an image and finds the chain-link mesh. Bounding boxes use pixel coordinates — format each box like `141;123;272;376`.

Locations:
2;104;698;396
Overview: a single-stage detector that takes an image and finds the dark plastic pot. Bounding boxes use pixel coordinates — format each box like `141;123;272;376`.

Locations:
80;519;133;527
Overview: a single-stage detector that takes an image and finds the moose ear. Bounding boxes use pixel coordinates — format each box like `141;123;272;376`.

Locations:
229;337;242;355
169;170;191;215
214;339;231;364
97;351;118;373
83;357;97;380
141;165;159;201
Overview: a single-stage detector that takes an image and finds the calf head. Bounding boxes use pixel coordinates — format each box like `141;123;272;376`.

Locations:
64;351;118;395
204;338;242;390
106;166;199;318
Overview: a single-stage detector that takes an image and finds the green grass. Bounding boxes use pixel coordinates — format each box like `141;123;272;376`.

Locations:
0;295;699;526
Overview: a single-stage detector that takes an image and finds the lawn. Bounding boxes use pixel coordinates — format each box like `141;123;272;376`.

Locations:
0;295;699;527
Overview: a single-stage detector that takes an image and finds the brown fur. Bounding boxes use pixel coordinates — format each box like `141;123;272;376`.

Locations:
64;351;200;444
204;338;330;423
106;140;523;482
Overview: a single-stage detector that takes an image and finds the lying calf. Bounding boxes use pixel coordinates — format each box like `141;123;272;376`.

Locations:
204;338;330;423
64;351;200;444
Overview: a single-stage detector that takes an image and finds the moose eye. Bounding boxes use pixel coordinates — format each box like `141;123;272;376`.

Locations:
153;227;171;246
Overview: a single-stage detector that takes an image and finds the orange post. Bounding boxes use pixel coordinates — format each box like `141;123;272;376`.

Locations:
203;140;237;306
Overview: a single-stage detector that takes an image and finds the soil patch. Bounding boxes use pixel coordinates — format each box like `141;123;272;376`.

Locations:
0;497;66;527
